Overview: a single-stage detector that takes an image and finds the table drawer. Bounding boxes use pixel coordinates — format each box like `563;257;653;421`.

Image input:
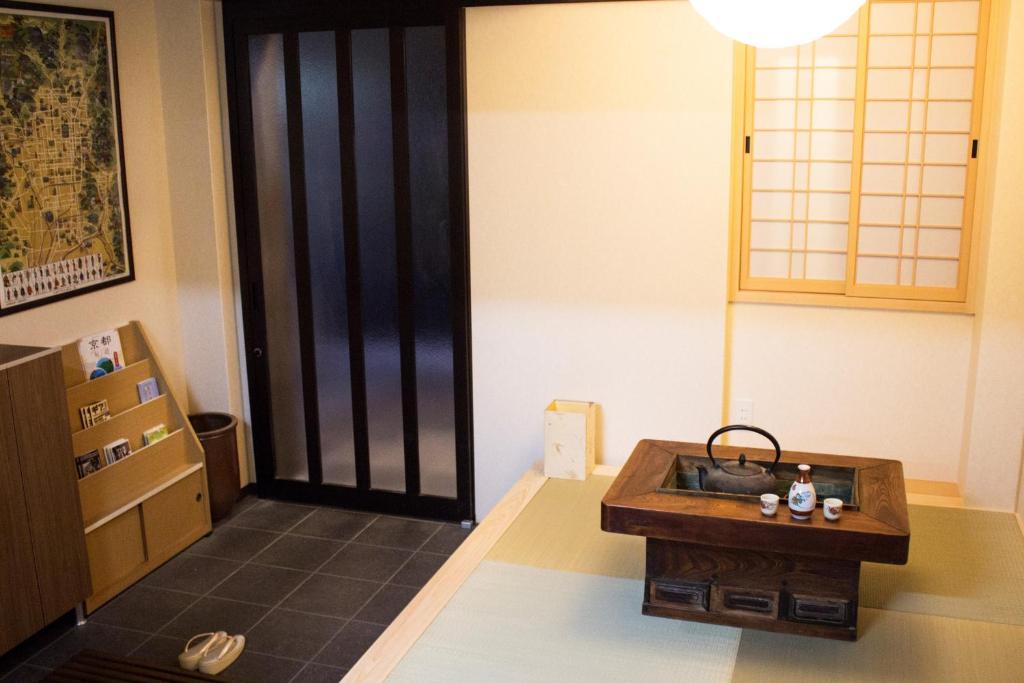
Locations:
786;594;853;626
647;580;709;612
711;587;779;620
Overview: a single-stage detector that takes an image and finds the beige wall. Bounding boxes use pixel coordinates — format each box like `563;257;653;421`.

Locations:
467;1;732;515
0;0;186;397
960;0;1024;511
153;0;249;481
0;0;249;482
466;0;1024;515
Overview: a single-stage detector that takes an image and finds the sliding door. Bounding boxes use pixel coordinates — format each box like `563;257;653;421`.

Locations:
224;1;472;521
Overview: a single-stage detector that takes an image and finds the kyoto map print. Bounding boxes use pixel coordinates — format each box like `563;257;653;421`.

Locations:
0;7;131;313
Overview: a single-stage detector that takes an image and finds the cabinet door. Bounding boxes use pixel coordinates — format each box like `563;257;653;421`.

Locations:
7;353;91;622
142;470;209;562
0;371;45;653
85;508;146;597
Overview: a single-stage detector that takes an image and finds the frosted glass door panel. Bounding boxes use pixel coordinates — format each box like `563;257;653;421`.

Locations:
405;26;457;499
249;33;308;482
352;29;406;493
298;31;356;487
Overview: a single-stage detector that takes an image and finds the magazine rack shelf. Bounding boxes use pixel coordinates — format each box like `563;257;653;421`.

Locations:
61;321;211;613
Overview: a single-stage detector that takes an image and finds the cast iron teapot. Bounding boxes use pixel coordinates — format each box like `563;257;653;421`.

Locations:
697;425;782;495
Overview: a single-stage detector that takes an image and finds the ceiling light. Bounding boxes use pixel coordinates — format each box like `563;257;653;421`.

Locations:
690;0;866;48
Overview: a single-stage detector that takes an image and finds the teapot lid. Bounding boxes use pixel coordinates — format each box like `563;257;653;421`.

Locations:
718;453;765;477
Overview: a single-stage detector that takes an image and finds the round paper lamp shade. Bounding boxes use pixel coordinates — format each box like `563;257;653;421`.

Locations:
690;0;866;48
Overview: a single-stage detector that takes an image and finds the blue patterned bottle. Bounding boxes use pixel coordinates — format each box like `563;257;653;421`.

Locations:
788;464;817;520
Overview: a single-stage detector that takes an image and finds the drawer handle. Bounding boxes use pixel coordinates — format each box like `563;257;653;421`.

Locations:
653;582;709;610
195;492;203;502
723;592;775;613
789;596;849;625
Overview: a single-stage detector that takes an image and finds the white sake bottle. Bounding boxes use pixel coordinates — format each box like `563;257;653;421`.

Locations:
788;464;817;520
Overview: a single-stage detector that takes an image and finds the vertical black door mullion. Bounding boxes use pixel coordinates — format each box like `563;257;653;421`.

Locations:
283;32;323;485
446;6;474;521
230;28;277;494
389;26;422;498
336;29;372;492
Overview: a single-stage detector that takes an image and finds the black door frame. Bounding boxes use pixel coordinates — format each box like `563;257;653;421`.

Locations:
222;0;474;522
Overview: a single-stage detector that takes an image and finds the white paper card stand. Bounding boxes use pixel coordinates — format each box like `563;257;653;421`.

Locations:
544;400;598;480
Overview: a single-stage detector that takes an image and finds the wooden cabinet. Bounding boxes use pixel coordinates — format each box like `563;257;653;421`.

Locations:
0;346;91;655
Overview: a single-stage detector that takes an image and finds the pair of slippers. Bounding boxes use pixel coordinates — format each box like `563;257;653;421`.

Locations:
178;631;246;675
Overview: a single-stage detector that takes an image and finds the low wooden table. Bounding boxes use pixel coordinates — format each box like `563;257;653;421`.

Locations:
601;439;910;640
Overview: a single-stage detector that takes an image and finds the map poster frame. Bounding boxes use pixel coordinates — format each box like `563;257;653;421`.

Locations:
0;1;134;317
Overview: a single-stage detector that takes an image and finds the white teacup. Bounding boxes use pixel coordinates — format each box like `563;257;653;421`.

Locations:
824;497;843;521
760;493;780;517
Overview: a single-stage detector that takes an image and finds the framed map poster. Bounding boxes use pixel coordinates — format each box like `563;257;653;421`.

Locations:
0;2;133;316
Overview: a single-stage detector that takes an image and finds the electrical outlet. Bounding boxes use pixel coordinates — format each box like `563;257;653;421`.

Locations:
734;399;754;425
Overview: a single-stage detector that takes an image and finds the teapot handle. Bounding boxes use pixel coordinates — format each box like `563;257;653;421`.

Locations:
706;425;782;474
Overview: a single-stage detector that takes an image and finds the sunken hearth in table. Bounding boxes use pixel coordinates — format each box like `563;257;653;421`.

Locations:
602;438;910;641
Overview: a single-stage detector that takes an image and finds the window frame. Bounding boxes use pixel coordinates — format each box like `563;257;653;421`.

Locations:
728;0;993;313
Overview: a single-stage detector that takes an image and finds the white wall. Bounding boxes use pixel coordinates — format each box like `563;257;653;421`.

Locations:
467;1;732;515
728;305;972;482
466;0;1024;516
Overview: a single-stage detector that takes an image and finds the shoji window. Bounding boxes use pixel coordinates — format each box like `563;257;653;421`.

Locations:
734;0;989;309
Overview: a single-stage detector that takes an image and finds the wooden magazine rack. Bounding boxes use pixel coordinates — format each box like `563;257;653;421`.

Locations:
61;321;211;612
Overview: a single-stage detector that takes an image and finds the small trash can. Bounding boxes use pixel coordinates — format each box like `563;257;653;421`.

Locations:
188;413;240;523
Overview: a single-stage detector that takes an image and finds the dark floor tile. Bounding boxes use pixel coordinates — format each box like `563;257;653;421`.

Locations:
27;623;149;670
128;635;185;670
218;650;304;683
280;574;380;619
0;613;74;676
91;586;197;633
352;516;440;550
142;554;243;595
214;494;261;528
421;523;473;555
314;620;384;669
289;508;376;541
160;597;269;640
245;609;345;661
252;534;344;572
291;662;348;683
354;585;418;625
229;500;314;532
186;526;281;562
389;551;447;588
211;564;309;606
318;543;411;582
0;665;50;683
235;494;260;513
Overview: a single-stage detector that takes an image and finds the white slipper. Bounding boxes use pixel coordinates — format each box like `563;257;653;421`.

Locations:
198;634;246;675
179;631;228;671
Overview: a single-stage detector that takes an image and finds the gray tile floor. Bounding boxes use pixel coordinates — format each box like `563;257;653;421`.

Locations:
0;496;471;683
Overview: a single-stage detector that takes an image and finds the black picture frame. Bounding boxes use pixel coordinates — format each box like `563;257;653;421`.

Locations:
0;1;134;317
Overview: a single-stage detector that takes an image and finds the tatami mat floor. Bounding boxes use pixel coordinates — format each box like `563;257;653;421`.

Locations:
0;495;470;683
393;475;1024;683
